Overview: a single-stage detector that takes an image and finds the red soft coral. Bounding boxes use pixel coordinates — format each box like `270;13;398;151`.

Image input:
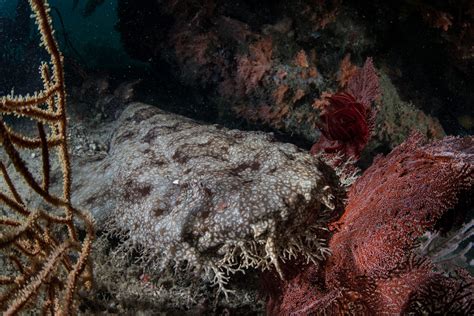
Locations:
236;37;273;94
311;58;379;160
310;92;370;159
267;134;474;315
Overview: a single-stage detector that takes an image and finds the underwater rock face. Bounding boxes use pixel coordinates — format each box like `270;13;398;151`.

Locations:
71;102;341;288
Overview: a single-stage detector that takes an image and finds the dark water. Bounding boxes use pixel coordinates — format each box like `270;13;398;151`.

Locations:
0;0;127;93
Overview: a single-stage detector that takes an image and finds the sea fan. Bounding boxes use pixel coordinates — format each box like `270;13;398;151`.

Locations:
267;134;474;315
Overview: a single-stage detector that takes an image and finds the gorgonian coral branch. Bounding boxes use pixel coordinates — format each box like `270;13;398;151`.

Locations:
0;0;94;314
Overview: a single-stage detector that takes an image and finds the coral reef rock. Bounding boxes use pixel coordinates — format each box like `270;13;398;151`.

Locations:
71;102;342;290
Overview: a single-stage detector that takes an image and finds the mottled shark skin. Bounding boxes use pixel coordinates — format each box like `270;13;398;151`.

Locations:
71;102;342;292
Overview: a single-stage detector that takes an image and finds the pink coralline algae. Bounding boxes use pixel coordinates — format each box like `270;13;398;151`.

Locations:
311;58;379;160
267;134;474;315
